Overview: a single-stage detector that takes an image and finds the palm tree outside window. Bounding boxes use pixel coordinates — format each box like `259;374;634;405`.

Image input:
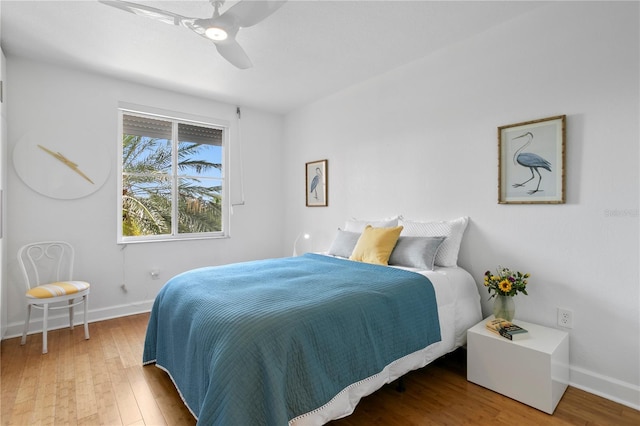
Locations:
118;110;227;243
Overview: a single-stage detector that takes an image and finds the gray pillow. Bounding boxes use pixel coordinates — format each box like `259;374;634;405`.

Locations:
327;229;361;258
388;236;446;270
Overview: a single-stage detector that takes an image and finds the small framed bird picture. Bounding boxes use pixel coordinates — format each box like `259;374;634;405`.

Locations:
306;159;328;207
498;115;566;204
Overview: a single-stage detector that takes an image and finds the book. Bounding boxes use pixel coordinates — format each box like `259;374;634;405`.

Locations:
485;318;529;341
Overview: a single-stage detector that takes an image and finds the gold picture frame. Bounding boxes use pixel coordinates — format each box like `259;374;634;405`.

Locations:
498;115;566;204
306;159;328;207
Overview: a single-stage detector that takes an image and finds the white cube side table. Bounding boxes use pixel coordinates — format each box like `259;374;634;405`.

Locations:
467;317;569;414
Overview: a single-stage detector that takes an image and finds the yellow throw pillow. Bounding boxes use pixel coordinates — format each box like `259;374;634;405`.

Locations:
349;225;403;265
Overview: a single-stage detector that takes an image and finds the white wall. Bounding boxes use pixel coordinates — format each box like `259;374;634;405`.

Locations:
0;47;7;338
283;2;639;408
5;57;285;334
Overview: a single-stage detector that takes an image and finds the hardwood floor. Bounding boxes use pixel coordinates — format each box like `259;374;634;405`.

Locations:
2;313;638;425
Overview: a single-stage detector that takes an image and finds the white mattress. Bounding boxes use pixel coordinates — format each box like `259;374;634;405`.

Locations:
290;264;482;425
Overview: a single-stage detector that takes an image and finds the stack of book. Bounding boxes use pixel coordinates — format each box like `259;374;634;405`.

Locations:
485;318;528;341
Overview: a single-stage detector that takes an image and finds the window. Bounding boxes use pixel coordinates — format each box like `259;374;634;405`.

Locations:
117;107;228;243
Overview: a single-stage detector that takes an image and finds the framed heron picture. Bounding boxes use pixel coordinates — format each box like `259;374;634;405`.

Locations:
498;115;566;204
306;159;328;207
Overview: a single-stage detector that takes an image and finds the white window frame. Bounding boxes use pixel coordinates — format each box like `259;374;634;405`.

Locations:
117;103;230;244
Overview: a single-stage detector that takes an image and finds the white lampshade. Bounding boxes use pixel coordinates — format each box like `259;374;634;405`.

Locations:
293;233;311;256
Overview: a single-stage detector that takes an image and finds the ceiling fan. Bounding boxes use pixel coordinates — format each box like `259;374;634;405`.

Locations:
99;0;287;69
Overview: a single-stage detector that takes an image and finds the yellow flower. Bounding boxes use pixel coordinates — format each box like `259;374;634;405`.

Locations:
499;279;512;292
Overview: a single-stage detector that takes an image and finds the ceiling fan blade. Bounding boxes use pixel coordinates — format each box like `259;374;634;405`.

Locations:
99;0;188;26
225;0;287;28
215;40;253;69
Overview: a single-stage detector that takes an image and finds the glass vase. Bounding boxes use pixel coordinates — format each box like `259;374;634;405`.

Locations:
492;295;515;321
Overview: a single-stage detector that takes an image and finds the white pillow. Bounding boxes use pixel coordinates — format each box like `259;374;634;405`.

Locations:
344;215;400;233
399;217;469;267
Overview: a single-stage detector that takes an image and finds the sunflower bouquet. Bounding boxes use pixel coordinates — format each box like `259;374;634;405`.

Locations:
483;266;530;299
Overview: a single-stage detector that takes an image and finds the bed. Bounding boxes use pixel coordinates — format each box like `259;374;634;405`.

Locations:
143;217;482;425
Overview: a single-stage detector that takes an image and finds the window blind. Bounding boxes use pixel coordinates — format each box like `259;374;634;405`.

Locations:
123;114;222;145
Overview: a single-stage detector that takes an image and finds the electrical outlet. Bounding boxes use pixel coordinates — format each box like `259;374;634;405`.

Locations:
557;307;573;328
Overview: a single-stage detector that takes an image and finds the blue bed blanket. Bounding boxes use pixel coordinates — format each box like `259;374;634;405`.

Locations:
143;253;441;425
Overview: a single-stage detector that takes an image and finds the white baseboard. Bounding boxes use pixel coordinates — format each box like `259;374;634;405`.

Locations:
1;300;155;340
4;304;639;412
570;365;640;411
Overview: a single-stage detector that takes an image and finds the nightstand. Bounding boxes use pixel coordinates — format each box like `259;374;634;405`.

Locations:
466;317;569;414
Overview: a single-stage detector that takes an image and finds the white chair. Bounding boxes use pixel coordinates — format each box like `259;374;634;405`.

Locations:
17;241;90;354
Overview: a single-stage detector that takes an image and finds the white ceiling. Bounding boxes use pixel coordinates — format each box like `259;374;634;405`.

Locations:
1;0;543;114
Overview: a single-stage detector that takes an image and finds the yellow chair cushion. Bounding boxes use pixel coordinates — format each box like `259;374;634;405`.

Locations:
349;225;403;265
26;281;90;299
